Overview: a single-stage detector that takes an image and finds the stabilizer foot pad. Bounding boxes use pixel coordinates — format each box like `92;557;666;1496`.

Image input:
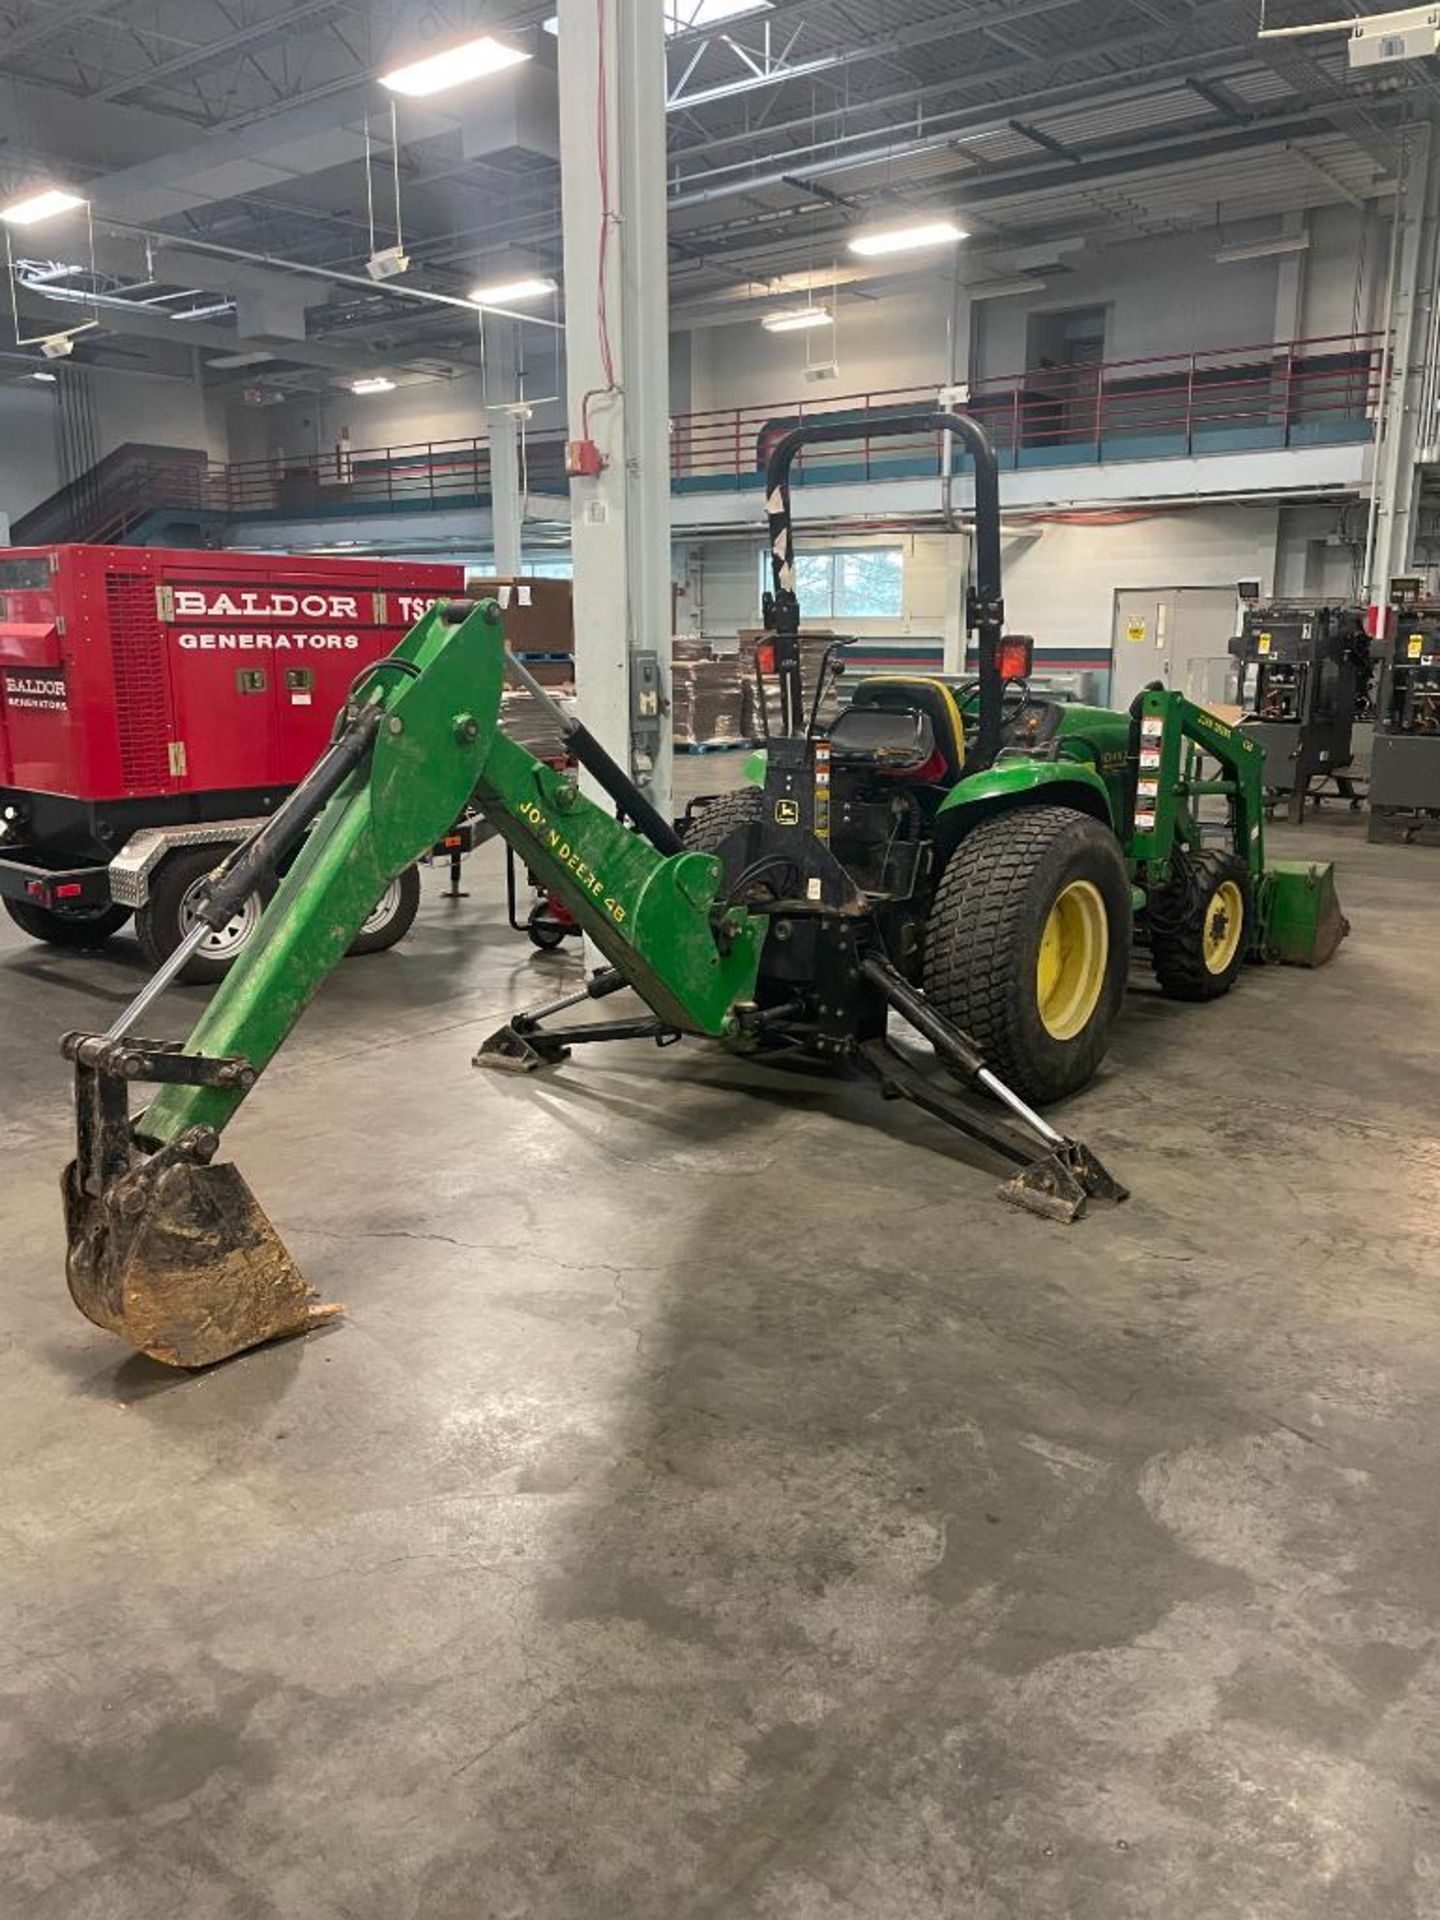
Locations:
473;1023;570;1073
998;1140;1129;1224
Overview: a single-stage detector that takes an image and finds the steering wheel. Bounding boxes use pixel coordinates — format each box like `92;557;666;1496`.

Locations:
960;676;1041;733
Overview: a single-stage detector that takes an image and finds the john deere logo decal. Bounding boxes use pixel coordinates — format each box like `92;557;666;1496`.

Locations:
774;799;800;826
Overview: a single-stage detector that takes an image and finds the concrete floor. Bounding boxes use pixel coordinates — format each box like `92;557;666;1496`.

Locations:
2;792;1439;1919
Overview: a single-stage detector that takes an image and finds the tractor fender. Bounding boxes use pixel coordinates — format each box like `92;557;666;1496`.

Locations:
935;758;1117;845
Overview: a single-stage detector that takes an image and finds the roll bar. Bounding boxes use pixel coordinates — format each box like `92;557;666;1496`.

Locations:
760;410;1006;769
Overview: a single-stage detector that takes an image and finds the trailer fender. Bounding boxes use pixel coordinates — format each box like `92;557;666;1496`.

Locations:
108;819;265;909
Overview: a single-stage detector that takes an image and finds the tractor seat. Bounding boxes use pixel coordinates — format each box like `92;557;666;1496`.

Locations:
827;703;938;774
847;677;967;784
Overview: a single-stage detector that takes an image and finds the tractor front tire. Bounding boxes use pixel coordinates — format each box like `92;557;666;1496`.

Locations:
1148;850;1253;1002
925;805;1131;1107
2;896;131;949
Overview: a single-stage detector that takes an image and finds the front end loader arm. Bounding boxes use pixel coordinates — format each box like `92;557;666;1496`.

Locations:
62;599;764;1368
1126;687;1346;967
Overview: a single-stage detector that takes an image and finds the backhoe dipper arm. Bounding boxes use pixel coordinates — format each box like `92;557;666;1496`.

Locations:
61;599;765;1368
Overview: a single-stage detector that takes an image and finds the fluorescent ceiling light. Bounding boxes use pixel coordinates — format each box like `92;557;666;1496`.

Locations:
762;306;834;333
207;350;275;370
0;187;85;226
848;219;967;258
1215;234;1311;264
469;276;557;306
352;376;396;394
379;35;529;97
30;370;57;382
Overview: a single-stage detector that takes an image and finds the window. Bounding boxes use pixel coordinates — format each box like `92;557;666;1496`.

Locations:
523;557;574;579
759;546;904;620
836;549;904;618
1025;304;1107;372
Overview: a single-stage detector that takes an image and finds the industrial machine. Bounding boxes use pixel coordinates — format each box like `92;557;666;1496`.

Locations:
0;545;464;978
1368;581;1440;841
57;412;1348;1370
1231;597;1371;822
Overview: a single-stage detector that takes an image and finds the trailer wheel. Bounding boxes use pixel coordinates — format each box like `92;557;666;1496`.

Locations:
1148;851;1253;1002
924;805;1131;1107
137;846;272;985
347;865;422;956
2;897;131;949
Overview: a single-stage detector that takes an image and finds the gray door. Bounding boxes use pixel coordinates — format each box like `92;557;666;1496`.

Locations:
1110;587;1239;710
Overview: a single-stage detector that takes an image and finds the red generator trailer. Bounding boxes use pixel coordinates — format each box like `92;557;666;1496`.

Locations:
0;545;465;980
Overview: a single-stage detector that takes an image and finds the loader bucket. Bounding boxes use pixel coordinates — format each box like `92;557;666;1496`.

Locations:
63;1151;340;1370
1262;858;1350;968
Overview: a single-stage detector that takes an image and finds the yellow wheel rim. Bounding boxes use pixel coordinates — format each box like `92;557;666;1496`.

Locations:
1036;879;1109;1041
1203;879;1245;975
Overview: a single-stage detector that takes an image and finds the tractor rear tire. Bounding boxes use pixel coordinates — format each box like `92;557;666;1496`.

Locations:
681;788;767;854
1148;850;1252;1002
2;896;131;949
924;805;1131;1107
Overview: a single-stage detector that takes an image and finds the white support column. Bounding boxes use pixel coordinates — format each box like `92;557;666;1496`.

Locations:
1366;122;1436;607
557;0;673;816
487;317;524;575
1272;210;1308;345
940;262;975;675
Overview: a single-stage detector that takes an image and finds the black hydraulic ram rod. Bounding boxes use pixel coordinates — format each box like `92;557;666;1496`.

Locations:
502;647;683;855
205;705;385;927
106;702;385;1041
762;410;1006;767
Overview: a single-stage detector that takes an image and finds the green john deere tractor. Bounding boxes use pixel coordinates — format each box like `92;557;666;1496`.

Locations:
57;410;1347;1369
686;411;1346;1116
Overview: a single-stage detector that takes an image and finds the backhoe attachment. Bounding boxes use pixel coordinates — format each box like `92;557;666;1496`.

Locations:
61;598;766;1367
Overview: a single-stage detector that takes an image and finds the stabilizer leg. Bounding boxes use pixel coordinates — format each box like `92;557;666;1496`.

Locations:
476;967;643;1073
857;954;1127;1223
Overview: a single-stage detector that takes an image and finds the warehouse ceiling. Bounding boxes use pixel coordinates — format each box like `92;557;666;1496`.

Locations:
0;0;1430;392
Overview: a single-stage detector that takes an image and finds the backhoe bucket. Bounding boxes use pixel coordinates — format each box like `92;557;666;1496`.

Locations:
62;1032;343;1370
1263;859;1349;968
63;1150;337;1370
